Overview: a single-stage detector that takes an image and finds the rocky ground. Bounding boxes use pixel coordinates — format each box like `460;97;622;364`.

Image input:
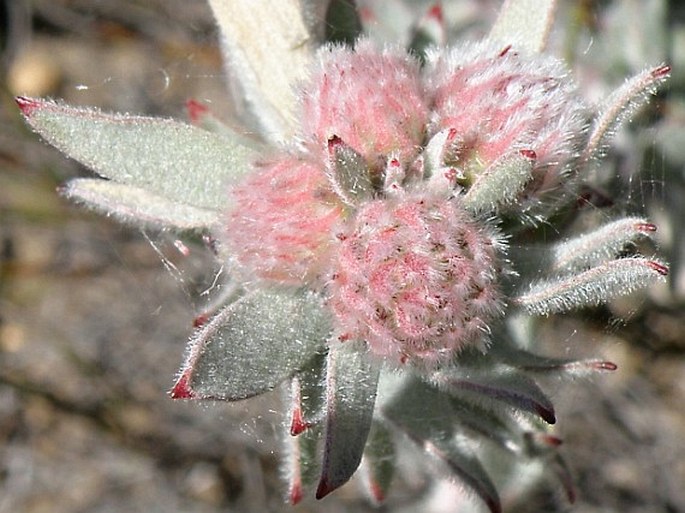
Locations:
1;1;684;512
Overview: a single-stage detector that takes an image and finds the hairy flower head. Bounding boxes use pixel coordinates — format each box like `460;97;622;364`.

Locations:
426;41;589;211
327;191;504;367
224;154;342;284
300;40;429;170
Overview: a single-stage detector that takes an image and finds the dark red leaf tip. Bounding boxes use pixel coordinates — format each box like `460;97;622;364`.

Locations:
651;64;671;78
15;96;41;117
427;3;443;23
635;222;657;233
186;99;209;123
498;44;512;57
169;373;195;399
647;261;669;276
315;477;333;500
535;404;556;424
486;496;503;513
592;360;617;372
327;134;343;150
193;312;210;328
289;481;303;505
290;405;310;436
519;149;537;160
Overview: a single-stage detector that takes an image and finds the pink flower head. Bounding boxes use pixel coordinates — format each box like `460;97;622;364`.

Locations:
425;41;588;207
300;40;429;171
327;191;504;368
224;155;342;285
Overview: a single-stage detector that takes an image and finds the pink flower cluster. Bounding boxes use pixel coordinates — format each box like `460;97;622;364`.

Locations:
223;39;587;365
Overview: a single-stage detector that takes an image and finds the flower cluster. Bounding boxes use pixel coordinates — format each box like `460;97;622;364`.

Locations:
17;1;670;511
223;38;587;368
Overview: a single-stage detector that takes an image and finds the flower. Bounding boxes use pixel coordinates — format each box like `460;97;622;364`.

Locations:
17;1;670;511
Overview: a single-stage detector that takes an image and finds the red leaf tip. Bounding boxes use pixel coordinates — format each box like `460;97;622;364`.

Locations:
169;373;195;399
592;360;618;372
651;64;671;78
647;261;669;276
290;405;310;436
15;96;41;117
519;148;537;160
635;222;657;233
186;99;209;123
535;404;556;424
289;481;304;505
427;3;443;23
315;477;333;500
368;479;386;504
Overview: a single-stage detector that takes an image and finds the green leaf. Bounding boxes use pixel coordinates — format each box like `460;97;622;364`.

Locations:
382;379;502;513
582;65;670;164
489;0;556;54
316;342;380;499
514;257;668;316
432;368;556;424
61;178;218;231
488;341;618;377
283;376;323;505
361;421;396;505
289;352;328;435
18;97;256;210
549;217;658;273
171;288;330;401
207;0;315;140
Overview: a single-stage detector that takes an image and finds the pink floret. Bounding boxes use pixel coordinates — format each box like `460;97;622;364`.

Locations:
224;155;343;285
327;192;504;368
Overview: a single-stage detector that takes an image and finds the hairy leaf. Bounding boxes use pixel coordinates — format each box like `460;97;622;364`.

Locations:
361;421;396;505
550;217;658;272
463;150;535;213
17;97;255;211
61;178;218;231
207;0;315;140
317;342;380;499
583;65;670;164
382;378;502;513
489;0;556;54
171;288;330;401
515;257;668;316
432;369;556;424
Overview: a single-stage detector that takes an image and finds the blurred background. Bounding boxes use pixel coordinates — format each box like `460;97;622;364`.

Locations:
0;1;684;512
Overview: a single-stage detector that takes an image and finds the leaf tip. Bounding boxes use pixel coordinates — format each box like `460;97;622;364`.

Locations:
16;96;42;117
169;372;195;399
535;403;556;424
519;148;537;160
591;360;617;372
315;476;334;500
186;99;209;124
651;64;671;78
289;480;304;505
368;478;386;504
647;261;669;276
